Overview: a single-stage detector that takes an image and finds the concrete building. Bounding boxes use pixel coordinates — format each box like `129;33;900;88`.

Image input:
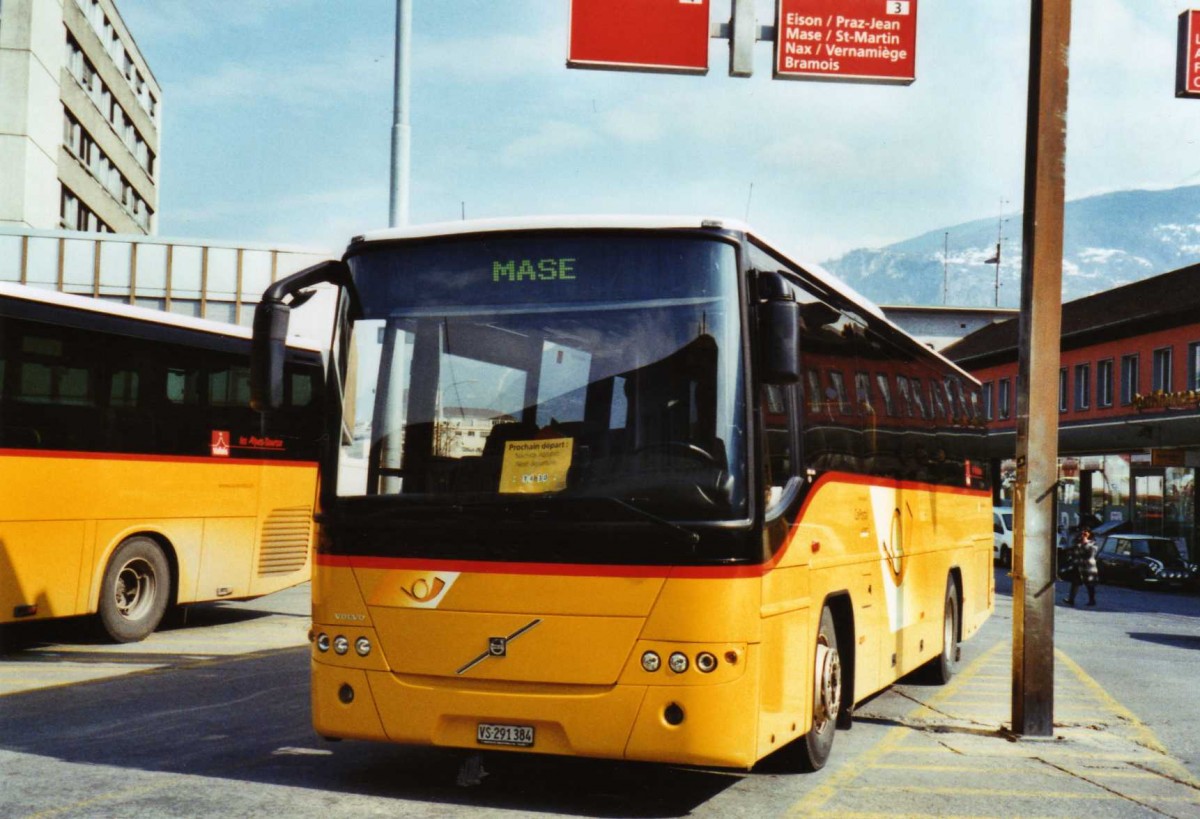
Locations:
1;0;159;234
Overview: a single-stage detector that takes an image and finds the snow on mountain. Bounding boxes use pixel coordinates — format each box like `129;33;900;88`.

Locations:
821;186;1200;307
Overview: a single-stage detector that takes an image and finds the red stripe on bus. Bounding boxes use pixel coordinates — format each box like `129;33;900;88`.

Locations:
315;553;766;579
0;447;317;468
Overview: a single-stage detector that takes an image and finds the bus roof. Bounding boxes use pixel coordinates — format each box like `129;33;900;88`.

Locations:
350;215;976;383
0;281;322;352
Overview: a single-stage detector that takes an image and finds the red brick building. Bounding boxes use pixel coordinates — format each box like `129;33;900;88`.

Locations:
944;263;1200;557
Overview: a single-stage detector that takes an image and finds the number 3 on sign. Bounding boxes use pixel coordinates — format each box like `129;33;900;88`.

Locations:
887;1;911;14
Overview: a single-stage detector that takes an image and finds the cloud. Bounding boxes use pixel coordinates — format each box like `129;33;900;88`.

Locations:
416;29;563;83
499;121;601;166
173;49;390;109
118;0;316;42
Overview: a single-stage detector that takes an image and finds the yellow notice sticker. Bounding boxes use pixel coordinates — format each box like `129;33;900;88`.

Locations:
498;438;574;494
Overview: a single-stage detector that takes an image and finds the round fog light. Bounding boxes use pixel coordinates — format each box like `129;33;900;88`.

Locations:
668;652;689;673
316;633;330;652
338;683;355;704
641;651;661;672
333;635;349;655
355;637;372;657
696;652;718;673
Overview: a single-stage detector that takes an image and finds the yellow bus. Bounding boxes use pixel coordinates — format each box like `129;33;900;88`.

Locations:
252;217;993;770
0;282;322;643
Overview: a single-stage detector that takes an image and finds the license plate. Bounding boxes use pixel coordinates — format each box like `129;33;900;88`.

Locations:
477;722;534;747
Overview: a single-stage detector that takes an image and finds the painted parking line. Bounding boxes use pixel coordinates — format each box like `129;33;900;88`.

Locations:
788;640;1200;817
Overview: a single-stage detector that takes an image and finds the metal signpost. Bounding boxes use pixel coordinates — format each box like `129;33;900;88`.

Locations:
566;0;918;85
1011;0;1070;737
389;0;412;228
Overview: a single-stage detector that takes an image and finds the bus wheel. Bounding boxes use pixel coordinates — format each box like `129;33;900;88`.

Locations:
796;606;842;772
926;578;961;685
98;537;170;643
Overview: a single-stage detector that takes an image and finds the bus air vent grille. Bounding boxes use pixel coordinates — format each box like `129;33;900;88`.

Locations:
258;506;313;576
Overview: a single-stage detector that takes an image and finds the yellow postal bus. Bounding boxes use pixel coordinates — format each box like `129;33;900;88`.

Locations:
0;283;322;643
252;217;992;770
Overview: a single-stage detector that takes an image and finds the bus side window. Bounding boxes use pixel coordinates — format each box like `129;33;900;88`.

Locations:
762;382;796;512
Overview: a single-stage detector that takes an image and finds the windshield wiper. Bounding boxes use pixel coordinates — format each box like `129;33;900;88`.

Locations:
586;496;701;551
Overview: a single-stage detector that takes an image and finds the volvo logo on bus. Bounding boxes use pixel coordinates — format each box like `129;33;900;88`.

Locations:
457;619;542;675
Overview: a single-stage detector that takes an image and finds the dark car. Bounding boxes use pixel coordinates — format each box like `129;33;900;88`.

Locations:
1095;534;1199;589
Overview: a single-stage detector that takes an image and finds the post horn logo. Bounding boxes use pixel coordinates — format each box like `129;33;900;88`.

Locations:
882;506;908;584
401;576;446;604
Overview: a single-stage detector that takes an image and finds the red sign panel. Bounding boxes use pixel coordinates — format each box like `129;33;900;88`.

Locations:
1178;11;1200;98
775;0;918;84
568;0;710;75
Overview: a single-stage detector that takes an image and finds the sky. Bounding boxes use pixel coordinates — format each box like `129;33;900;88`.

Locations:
113;0;1200;263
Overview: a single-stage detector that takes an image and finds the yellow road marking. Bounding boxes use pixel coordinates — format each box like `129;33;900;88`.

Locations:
788;641;1007;815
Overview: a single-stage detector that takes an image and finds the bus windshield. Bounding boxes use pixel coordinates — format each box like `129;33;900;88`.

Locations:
338;234;747;522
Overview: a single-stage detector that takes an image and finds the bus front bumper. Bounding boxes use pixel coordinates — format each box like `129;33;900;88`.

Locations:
311;653;764;769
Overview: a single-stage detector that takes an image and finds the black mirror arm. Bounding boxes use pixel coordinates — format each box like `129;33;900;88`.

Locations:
262;259;358;315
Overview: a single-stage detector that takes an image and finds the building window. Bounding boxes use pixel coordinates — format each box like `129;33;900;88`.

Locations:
1188;343;1200;391
854;371;871;414
1152;347;1173;393
875;373;895;416
1074;363;1090;410
910;377;929;419
1097;359;1113;407
895;375;914;417
982;381;993;421
1058;368;1067;412
998;378;1011;419
1121;354;1139;404
829;371;850;414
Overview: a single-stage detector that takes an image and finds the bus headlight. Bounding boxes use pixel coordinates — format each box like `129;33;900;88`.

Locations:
696;652;718;673
333;635;350;655
355;637;372;657
316;633;330;652
668;652;689;673
641;651;661;672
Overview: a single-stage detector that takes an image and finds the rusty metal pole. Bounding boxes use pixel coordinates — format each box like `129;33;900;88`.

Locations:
1012;0;1071;737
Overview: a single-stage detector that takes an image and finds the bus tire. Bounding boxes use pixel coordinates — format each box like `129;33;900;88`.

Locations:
926;577;961;685
98;537;170;643
796;606;842;772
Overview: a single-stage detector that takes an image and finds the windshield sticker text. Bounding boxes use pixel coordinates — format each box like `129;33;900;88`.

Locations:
498;438;574;494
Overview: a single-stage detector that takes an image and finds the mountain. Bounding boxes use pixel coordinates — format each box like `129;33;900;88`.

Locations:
821;186;1200;308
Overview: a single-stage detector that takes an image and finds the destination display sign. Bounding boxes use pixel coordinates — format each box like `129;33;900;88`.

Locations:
1177;10;1200;98
568;0;710;75
774;0;918;84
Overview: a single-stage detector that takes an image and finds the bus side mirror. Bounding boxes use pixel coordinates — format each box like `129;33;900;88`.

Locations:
758;271;802;385
251;299;291;411
250;259;353;412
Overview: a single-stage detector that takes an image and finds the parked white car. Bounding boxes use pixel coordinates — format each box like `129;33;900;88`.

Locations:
993;506;1014;568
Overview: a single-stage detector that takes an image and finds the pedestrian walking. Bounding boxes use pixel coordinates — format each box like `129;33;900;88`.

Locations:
1064;524;1099;606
